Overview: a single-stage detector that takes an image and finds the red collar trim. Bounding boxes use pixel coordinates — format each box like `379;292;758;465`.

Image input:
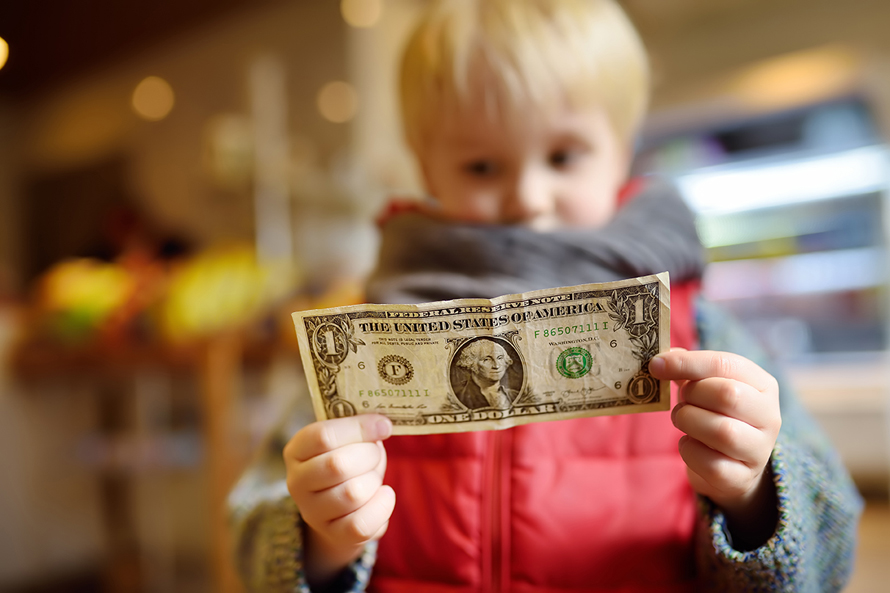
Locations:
617;177;646;208
375;199;425;227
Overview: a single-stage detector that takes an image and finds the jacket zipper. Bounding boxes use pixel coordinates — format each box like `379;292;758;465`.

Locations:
487;429;511;593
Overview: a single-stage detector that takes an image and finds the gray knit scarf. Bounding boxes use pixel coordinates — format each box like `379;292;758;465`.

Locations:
366;177;706;304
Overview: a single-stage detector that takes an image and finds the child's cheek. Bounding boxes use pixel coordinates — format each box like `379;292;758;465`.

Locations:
557;193;618;229
462;193;503;223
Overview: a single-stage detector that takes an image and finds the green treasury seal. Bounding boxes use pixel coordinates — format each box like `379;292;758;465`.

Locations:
556;347;592;379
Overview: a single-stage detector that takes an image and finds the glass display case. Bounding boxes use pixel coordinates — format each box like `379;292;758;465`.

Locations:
639;99;890;489
677;145;888;360
639;99;889;363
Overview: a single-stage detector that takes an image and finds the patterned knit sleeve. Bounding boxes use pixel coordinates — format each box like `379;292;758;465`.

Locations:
227;399;377;593
694;299;864;592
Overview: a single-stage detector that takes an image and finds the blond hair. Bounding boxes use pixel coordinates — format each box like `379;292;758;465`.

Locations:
399;0;649;152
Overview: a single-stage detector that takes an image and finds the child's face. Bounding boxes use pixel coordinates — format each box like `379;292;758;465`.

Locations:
418;102;630;231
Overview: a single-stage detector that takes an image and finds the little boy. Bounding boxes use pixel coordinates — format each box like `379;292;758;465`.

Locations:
230;1;862;591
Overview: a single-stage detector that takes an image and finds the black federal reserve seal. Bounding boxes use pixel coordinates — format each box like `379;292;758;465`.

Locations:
378;355;414;385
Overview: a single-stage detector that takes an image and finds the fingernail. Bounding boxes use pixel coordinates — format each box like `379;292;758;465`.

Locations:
649;356;665;374
678;434;688;452
670;402;683;423
374;418;392;440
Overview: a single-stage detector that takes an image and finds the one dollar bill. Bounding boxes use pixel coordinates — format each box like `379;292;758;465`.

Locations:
292;272;670;435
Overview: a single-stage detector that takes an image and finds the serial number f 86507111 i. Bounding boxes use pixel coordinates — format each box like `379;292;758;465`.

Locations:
534;322;609;338
359;388;431;397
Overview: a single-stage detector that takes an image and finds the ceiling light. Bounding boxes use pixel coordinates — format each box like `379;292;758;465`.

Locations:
317;81;358;123
132;76;175;121
0;37;8;71
676;145;888;217
732;45;858;110
341;0;383;28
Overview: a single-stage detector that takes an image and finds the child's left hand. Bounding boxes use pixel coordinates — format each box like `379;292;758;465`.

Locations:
649;348;782;549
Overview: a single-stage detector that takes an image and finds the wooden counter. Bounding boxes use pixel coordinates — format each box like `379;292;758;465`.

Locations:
9;334;291;593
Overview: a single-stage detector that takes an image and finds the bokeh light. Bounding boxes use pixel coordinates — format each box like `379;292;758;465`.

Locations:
732;45;857;110
317;81;358;123
132;76;175;121
0;36;8;71
340;0;383;28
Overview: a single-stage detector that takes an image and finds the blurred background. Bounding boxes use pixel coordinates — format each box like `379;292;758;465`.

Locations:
0;1;887;591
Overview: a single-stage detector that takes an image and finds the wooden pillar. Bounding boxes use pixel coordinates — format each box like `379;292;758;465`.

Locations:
200;333;246;593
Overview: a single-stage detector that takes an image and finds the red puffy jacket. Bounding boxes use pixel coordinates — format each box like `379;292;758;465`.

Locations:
372;281;700;593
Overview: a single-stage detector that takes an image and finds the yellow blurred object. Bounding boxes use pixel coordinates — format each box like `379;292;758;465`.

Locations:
160;245;298;342
41;259;133;312
36;258;136;342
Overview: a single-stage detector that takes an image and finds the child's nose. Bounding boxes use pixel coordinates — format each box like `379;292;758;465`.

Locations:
502;170;554;224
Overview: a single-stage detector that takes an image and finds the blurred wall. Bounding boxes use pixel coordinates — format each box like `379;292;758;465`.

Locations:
636;0;890;136
13;0;350;265
0;0;354;584
348;0;424;197
0;367;105;584
0;101;22;294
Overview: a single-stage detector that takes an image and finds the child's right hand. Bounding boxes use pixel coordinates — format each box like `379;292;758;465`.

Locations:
283;414;395;585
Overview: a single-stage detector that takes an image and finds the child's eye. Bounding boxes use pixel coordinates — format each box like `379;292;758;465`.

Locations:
549;148;584;169
464;160;499;177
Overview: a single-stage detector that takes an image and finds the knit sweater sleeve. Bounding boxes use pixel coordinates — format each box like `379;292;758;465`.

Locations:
694;299;864;591
227;397;377;593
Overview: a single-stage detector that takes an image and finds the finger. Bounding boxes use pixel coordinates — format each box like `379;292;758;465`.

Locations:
373;441;388;478
325;485;396;547
290;442;384;493
667;346;690;399
650;350;777;394
678;435;757;498
680;377;779;430
672;402;766;467
286;415;392;462
301;471;385;523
